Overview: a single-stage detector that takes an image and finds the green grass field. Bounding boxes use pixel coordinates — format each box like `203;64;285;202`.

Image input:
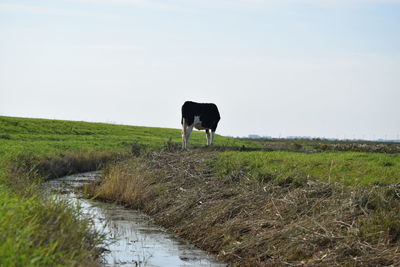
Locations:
0;115;255;150
0;116;256;175
215;151;400;186
0;115;260;182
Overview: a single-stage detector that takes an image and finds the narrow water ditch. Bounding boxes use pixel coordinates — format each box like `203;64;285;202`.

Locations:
46;172;227;266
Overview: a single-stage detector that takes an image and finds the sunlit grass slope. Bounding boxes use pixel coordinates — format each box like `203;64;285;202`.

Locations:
0;115;257;179
0;115;254;157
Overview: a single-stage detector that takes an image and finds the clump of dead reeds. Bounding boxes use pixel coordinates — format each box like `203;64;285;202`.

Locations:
86;159;156;210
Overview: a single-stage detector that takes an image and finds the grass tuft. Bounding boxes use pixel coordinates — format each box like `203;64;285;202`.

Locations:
87;159;155;210
0;186;102;266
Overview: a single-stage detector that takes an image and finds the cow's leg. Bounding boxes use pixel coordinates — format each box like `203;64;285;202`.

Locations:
182;122;187;149
184;125;194;149
211;130;216;145
206;129;211;146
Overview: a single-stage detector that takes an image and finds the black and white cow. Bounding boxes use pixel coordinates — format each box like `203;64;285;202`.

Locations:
181;101;221;149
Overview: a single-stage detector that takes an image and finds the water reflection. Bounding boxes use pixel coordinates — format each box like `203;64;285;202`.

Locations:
46;172;227;267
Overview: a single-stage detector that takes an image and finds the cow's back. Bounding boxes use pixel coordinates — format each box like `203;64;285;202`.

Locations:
181;101;220;130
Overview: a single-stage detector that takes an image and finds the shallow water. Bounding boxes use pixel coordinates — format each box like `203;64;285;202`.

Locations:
46;172;227;267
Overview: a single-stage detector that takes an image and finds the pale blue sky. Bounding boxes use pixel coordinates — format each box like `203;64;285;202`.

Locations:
1;0;399;139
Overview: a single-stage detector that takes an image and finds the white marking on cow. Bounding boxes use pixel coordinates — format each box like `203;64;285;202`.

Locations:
193;116;206;130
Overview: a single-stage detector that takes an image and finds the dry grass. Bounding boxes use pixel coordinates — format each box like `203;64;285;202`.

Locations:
88;160;155;209
86;149;400;266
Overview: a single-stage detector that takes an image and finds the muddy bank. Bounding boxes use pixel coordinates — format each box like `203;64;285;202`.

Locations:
86;150;400;266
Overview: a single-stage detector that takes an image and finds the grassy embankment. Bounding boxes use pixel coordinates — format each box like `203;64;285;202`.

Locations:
88;146;400;265
0;115;255;266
